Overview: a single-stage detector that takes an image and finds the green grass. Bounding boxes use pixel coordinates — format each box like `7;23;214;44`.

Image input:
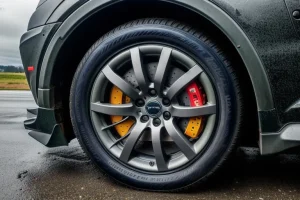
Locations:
0;73;29;90
0;73;27;80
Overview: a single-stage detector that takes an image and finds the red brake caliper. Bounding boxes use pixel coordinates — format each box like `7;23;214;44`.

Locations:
184;82;205;138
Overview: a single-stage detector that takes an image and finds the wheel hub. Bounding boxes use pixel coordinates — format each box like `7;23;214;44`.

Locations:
145;99;162;117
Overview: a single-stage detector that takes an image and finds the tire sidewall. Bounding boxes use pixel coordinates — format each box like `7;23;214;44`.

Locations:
70;24;238;190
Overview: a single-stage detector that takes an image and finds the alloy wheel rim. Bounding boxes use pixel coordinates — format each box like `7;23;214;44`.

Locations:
90;44;217;172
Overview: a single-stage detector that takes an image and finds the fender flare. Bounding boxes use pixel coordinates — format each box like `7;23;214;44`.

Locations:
38;0;274;111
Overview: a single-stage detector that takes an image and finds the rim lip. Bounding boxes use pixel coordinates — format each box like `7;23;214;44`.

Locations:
90;44;217;172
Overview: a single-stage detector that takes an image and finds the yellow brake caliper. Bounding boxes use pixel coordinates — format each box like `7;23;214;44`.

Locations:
184;82;205;138
110;86;135;137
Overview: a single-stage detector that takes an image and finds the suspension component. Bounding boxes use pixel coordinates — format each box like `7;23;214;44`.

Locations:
184;82;205;138
110;86;135;136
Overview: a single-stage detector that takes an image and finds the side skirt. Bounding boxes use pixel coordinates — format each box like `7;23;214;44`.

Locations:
260;124;300;155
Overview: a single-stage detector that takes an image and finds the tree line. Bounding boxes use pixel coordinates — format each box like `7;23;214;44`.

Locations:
0;65;25;73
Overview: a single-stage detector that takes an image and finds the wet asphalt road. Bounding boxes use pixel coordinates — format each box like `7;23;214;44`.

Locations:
1;91;300;199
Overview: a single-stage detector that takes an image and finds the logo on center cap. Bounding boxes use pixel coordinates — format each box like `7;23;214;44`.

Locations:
145;100;162;117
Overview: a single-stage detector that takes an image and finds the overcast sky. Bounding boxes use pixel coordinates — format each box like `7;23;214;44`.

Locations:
0;0;39;66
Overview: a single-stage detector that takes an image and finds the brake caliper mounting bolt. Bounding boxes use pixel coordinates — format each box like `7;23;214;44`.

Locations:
149;89;157;97
153;118;161;127
162;98;170;106
135;99;145;107
141;115;149;123
163;111;171;120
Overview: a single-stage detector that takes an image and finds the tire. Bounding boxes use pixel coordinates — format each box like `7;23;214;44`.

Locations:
70;18;242;191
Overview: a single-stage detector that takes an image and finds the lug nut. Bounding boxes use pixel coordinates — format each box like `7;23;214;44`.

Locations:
135;99;145;107
293;10;300;19
141;115;149;123
153;118;161;127
163;111;171;120
149;89;157;97
162;98;170;106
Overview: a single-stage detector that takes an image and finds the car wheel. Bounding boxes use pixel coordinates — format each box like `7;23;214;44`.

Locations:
70;18;242;191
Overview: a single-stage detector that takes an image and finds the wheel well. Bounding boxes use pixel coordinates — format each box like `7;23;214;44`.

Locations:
52;1;258;146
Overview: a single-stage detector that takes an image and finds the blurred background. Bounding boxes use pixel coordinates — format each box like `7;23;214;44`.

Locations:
0;0;38;90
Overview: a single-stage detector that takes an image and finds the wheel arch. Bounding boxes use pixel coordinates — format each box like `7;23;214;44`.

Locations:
39;0;273;111
38;0;272;144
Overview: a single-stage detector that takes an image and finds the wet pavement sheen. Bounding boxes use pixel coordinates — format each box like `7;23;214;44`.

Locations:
1;91;300;199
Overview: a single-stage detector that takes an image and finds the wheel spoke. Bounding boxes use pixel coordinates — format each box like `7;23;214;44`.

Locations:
170;103;216;118
120;122;149;162
91;102;136;116
151;126;168;171
154;47;172;96
109;130;131;149
166;65;203;100
130;47;149;95
164;119;196;160
102;66;140;100
101;116;130;131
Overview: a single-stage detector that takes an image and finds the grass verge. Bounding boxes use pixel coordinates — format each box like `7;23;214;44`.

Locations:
0;73;30;90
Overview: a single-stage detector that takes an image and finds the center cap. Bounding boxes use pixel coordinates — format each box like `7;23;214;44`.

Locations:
145;100;162;117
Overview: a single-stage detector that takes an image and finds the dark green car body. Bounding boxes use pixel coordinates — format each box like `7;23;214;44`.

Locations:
20;0;300;155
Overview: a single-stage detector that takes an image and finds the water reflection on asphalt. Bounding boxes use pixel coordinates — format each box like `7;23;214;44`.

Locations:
1;91;300;199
